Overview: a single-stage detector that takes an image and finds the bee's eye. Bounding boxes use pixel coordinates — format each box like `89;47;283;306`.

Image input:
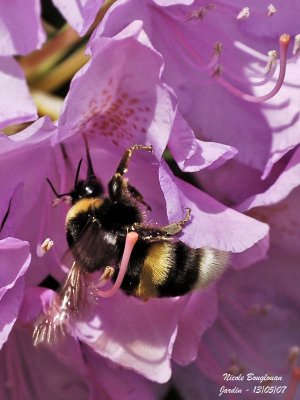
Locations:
85;185;94;195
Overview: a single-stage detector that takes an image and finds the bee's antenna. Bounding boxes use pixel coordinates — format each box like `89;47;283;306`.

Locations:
74;158;83;187
46;178;71;198
83;134;95;178
0;198;12;233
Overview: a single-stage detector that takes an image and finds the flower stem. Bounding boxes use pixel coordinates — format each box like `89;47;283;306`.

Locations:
31;90;63;120
20;25;81;81
30;48;89;92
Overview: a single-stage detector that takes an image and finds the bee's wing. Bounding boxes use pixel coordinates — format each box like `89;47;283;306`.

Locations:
33;262;87;346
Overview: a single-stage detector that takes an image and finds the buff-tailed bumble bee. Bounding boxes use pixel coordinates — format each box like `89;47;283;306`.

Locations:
33;138;229;345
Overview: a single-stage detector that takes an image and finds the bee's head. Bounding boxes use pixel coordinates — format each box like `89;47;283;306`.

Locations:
71;176;103;204
70;135;104;204
47;135;103;205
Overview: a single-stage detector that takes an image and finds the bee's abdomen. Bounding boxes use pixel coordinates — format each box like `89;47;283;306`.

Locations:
156;241;200;297
134;241;228;299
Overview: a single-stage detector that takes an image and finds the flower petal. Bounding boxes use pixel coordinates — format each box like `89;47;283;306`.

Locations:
52;0;104;36
0;238;30;349
76;292;186;383
172;287;218;365
159;163;269;254
0;57;37;129
58;22;175;160
0;0;45;56
169;113;237;172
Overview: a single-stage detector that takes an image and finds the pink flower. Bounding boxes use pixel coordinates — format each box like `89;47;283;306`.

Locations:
94;0;300;178
0;0;44;128
52;0;105;36
0;237;31;349
1;287;158;400
0;24;268;386
173;147;300;398
0;0;45;57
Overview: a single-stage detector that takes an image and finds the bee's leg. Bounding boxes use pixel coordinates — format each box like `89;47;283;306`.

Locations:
160;207;191;235
127;183;152;211
132;208;191;238
115;145;153;176
109;145;152;207
130;208;191;241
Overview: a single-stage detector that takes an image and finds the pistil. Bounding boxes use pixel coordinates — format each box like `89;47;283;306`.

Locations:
215;34;290;103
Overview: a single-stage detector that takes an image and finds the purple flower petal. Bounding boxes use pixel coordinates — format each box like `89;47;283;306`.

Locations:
0;280;24;350
0;326;91;400
238;147;300;212
0;57;37;129
153;0;193;5
83;345;159;400
159;163;269;254
0;0;45;56
0;238;30;349
224;0;300;38
76;292;186;383
0;118;58;285
95;0;300;176
172;362;220;400
0;238;30;298
52;0;104;36
58;21;175;160
172;287;218;365
197;248;300;398
169;113;237;172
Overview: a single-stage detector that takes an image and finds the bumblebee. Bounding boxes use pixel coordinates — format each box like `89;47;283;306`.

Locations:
33;140;228;345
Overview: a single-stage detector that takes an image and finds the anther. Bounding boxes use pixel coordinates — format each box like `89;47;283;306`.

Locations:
265;50;277;73
267;4;277;17
216;34;290;103
62;195;72;204
186;4;215;21
293;34;300;56
199;43;223;72
37;238;54;257
212;64;223;78
236;7;250;20
227;355;245;375
52;198;61;207
288;346;300;367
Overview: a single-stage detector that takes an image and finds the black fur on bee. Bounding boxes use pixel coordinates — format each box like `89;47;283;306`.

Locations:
47;141;229;300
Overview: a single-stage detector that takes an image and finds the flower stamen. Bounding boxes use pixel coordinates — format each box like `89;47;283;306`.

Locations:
293;34;300;56
286;367;300;400
236;7;250;20
267;4;277;17
215;34;290;103
37;237;54;257
186;4;215;21
219;49;277;87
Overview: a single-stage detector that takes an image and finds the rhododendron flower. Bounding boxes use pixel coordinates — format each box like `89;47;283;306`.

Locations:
0;23;269;388
171;147;300;398
1;288;158;400
0;0;45;57
0;238;31;349
52;0;105;36
0;0;44;128
0;58;37;130
95;0;300;178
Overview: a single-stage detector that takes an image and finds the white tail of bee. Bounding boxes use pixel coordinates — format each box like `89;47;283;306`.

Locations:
196;247;230;288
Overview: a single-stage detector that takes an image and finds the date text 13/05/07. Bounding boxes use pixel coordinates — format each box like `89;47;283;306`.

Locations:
219;386;287;396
